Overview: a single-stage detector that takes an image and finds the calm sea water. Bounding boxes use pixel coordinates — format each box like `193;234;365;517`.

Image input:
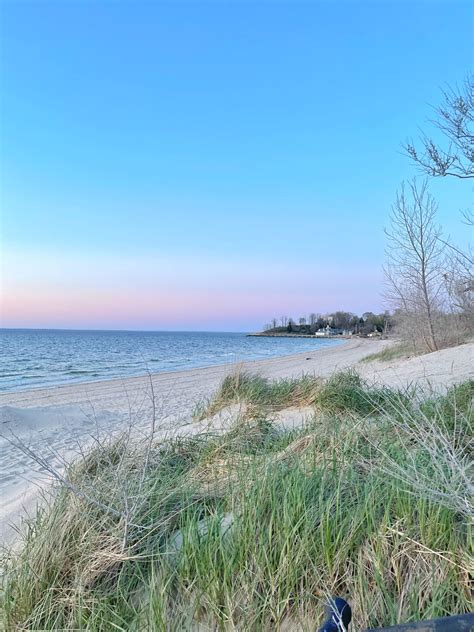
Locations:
0;329;342;392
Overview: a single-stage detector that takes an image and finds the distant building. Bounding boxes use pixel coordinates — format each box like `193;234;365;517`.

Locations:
315;325;344;337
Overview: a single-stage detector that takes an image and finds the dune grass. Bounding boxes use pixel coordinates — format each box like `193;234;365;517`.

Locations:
197;369;411;421
359;343;412;364
1;374;472;631
195;372;323;419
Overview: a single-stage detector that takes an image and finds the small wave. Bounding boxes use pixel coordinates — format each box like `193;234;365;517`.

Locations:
65;370;95;375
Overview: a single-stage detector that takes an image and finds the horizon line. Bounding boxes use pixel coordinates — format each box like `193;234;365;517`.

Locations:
0;327;251;334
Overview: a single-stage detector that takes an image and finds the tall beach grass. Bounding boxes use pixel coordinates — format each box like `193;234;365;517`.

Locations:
1;373;472;631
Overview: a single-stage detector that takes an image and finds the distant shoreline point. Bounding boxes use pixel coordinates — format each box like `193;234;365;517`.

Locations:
247;332;354;339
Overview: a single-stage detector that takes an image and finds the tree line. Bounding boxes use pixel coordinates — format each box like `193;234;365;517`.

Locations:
263;311;391;336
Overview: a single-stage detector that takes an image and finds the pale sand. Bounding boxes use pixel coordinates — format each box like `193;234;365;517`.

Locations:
1;338;472;544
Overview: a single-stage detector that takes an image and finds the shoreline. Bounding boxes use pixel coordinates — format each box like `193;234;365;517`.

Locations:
1;338;379;410
1;337;472;544
0;337;345;397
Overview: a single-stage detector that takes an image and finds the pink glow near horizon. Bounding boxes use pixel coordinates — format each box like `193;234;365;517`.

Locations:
1;248;384;330
2;282;384;330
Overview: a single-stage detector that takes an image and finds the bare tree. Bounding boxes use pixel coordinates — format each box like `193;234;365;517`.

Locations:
436;211;473;329
384;179;447;352
443;250;473;322
331;311;354;330
404;74;474;179
402;76;473;341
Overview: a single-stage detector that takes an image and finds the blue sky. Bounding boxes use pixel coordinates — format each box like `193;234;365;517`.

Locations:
1;1;472;330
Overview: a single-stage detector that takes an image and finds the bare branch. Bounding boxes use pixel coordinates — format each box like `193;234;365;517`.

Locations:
403;74;474;179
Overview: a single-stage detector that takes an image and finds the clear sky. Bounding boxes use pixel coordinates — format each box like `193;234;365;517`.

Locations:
1;1;472;331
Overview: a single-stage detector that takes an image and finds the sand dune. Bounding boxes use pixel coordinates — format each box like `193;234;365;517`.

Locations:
1;338;472;544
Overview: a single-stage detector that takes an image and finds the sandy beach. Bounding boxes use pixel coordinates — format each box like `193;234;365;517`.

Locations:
1;338;472;544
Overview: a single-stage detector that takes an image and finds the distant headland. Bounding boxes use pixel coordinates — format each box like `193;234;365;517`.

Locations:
249;310;390;338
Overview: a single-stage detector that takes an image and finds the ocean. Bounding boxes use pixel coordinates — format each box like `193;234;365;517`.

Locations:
0;329;342;392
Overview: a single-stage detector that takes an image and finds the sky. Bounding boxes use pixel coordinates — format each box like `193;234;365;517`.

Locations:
1;1;472;332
